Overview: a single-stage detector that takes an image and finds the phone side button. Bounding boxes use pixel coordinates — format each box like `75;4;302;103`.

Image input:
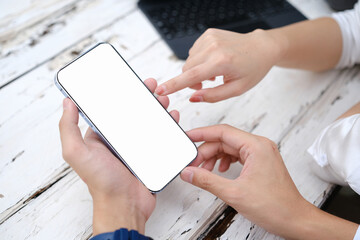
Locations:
91;126;101;136
78;111;85;119
79;112;98;133
59;88;68;97
79;112;90;126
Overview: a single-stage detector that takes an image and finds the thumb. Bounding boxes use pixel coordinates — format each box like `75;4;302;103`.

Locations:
59;98;85;161
181;166;232;198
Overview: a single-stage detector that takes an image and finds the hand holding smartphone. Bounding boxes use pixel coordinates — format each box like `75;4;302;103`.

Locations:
55;43;197;192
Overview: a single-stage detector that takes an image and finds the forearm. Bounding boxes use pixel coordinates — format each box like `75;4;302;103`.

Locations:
268;17;342;71
293;203;358;240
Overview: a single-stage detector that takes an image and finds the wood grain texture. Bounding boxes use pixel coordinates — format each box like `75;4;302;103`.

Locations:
0;0;358;239
0;0;135;88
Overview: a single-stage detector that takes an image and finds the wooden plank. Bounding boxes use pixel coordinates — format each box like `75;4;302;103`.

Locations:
0;0;136;88
0;0;78;40
0;171;94;240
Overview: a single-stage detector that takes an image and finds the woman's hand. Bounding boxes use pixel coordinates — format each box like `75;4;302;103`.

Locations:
59;78;179;235
155;28;285;103
156;17;343;102
181;124;358;239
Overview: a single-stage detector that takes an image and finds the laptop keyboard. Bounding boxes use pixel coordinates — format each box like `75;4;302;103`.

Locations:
145;0;293;40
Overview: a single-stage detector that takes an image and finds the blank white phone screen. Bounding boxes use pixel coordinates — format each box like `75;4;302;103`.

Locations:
57;43;197;192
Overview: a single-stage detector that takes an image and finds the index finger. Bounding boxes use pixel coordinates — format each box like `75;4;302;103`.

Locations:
155;63;217;96
187;124;257;154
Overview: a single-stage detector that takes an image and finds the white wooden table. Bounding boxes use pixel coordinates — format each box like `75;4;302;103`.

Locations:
1;0;359;239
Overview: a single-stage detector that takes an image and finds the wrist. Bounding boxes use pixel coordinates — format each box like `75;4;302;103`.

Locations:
293;201;358;240
92;195;147;236
266;28;289;66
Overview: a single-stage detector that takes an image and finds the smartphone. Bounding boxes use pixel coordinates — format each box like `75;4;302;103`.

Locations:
55;42;197;192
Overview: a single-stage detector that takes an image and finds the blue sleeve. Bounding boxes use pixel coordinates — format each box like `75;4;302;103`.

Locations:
90;228;152;240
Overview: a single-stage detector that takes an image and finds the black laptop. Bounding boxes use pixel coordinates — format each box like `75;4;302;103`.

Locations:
138;0;307;59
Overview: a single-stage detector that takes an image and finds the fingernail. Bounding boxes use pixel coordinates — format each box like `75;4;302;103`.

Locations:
63;99;69;110
181;168;194;183
155;85;166;95
190;95;203;102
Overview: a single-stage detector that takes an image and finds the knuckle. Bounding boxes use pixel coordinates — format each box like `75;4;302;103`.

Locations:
219;123;232;130
204;28;212;36
256;135;268;143
258;136;278;151
252;28;264;34
217;124;232;141
188;46;194;56
264;137;276;147
209;41;220;50
256;136;267;146
268;139;279;151
205;28;218;36
216;52;233;65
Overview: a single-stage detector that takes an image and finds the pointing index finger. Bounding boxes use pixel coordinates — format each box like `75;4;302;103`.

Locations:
155;64;217;95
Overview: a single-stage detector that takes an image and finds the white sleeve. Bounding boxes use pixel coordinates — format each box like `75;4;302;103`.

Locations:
354;226;360;240
307;114;360;195
332;2;360;68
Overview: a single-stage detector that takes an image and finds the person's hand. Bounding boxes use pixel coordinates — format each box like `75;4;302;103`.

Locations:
180;125;358;239
59;78;179;235
155;28;285;103
180;124;305;237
